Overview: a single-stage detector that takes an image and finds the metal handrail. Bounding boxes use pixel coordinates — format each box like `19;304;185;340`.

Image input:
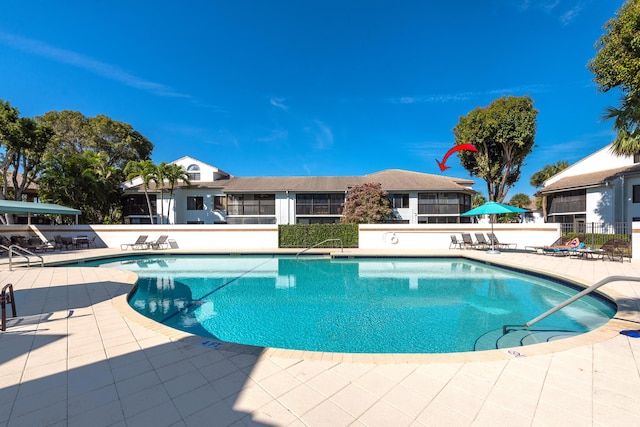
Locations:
503;275;640;334
295;238;343;259
6;244;44;271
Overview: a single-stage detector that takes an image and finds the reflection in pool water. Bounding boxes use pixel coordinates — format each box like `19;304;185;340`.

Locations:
83;255;616;353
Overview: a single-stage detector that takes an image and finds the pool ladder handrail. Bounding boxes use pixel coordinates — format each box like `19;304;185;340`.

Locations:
296;238;343;259
503;275;640;335
1;244;44;270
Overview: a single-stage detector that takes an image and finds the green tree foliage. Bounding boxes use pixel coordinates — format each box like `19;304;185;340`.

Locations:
38;110;153;169
472;192;487;208
530;160;569;218
509;193;531;208
157;162;190;224
341;182;394;224
453;96;538;203
0;100;54;204
39;151;123;224
588;0;640;155
124;160;158;224
529;160;569;188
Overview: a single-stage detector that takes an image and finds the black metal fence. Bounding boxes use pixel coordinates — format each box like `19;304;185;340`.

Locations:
560;222;631;248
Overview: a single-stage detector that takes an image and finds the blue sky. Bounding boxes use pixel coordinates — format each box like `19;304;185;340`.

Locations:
0;1;625;199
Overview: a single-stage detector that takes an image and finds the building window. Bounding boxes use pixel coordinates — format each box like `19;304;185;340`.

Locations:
634;185;640;203
416;192;471;223
417;193;470;215
187;196;204;210
296;194;344;215
388;194;409;209
634;154;640;164
227;194;275;216
187;164;201;181
547;190;586;214
122;194;157;216
214;196;226;211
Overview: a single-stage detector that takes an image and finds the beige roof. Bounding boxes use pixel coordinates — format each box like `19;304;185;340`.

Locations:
539;164;640;194
222;169;474;193
123;180;229;193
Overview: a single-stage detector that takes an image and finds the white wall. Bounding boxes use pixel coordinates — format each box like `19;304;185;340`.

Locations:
625;176;640;222
1;222;562;252
173;189;225;224
546;144;633;186
276;193;295;225
171;156;226;181
358;223;561;250
587;187;614;223
633;221;640;260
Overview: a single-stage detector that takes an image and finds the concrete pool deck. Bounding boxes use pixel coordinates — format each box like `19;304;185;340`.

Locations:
1;248;640;426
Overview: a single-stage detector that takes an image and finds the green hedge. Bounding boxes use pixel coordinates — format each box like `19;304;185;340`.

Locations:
278;224;359;248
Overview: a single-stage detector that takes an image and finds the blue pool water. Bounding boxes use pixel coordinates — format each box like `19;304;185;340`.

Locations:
79;255;616;353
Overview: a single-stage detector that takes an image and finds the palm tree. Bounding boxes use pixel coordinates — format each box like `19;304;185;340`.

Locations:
529;161;569;188
472;192;487;208
604;93;640;156
124;160;158;224
530;161;569;221
162;163;190;224
509;193;531;208
154;162;168;224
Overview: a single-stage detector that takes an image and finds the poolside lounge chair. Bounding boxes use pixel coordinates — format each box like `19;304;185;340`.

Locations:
487;232;517;250
474;233;490;249
120;235;149;250
449;235;463;249
601;238;631;262
87;235;98;248
149;235;169;250
460;233;475;249
542;238;584;256
461;233;484;250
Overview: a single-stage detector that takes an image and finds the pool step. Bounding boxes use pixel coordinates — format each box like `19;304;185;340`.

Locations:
474;328;581;351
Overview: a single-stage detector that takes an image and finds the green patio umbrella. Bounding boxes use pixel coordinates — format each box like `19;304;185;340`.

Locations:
460;201;530;254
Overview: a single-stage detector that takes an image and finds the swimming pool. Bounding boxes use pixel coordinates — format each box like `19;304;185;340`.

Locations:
79;254;616;354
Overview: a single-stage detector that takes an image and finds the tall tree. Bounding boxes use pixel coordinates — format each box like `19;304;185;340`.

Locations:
0;100;53;204
341;182;394;224
587;0;640;155
159;163;190;224
38;110;154;168
124;160;158;224
530;160;569;220
472;192;487;208
529;161;569;188
39;151;122;224
88;115;153;169
453;96;538;203
509;193;531;208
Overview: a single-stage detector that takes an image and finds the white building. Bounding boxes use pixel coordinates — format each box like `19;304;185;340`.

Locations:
539;143;640;227
122;156;476;225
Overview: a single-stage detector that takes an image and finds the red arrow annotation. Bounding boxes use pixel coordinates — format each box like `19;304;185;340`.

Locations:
436;144;478;171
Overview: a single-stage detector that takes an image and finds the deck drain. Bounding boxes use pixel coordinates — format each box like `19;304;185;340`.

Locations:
198;340;223;349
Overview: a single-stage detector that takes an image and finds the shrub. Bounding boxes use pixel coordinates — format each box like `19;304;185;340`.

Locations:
279;224;358;248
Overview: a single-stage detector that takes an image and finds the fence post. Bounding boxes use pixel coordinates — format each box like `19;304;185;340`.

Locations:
1;283;17;331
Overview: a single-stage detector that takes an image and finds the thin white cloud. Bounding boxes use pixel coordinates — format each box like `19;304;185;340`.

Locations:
559;4;583;26
306;120;333;149
258;128;288;143
0;30;190;98
515;0;586;26
270;97;288;110
390;84;549;105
